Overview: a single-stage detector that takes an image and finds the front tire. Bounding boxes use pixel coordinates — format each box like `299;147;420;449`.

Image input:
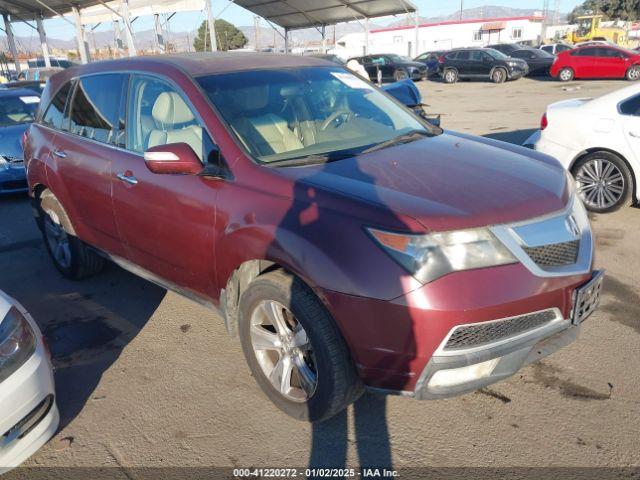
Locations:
38;190;105;279
626;65;640;81
238;270;362;422
572;151;633;213
491;68;507;84
558;67;574;82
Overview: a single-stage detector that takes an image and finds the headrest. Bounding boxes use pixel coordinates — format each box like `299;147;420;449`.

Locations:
152;92;195;126
228;85;270;112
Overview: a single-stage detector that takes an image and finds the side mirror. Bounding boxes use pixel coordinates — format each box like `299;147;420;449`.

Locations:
144;142;203;175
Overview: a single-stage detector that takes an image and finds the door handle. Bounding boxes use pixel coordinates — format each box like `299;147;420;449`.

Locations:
52;150;66;158
116;172;138;185
629;132;640;139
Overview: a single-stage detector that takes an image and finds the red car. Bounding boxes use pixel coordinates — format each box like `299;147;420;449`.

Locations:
551;45;640;81
25;54;603;421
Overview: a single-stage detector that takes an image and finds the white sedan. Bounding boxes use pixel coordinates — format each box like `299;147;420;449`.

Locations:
528;84;640;213
0;290;58;472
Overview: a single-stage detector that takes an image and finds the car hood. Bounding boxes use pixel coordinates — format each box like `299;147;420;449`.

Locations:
278;132;568;232
402;61;427;69
0;124;29;159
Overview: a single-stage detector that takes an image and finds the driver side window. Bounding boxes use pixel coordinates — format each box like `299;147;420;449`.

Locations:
126;75;211;163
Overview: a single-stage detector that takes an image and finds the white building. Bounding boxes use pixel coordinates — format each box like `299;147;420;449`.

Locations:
332;16;546;59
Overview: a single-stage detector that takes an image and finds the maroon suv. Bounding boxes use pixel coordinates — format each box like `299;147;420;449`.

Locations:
24;53;603;421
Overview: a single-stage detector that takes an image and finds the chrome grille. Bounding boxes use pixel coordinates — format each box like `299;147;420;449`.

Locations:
443;310;558;351
522;240;579;267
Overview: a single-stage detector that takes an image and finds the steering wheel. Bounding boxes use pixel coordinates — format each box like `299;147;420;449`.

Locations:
320;110;352;131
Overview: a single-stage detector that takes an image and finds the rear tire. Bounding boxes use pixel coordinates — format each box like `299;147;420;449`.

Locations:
572;151;633;214
626;65;640;81
443;68;458;84
558;67;574;82
238;270;363;422
491;68;507;84
38;189;105;279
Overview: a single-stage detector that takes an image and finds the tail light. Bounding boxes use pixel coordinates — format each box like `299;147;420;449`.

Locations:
438;55;445;64
541;112;548;130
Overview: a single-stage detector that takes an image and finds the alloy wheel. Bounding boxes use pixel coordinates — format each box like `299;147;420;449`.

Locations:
628;67;640;81
575;158;625;210
559;68;573;81
250;300;317;402
445;70;456;83
44;210;72;269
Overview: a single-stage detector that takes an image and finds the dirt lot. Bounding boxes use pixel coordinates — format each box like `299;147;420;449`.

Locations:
1;76;639;473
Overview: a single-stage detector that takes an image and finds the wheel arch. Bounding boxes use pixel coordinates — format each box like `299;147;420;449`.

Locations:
569;147;638;204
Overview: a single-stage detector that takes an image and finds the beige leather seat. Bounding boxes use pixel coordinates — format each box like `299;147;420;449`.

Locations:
148;92;203;159
228;85;303;157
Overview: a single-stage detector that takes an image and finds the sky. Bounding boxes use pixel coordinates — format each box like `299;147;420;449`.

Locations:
6;0;586;40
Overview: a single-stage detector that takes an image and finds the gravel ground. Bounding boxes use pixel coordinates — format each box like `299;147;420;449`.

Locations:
1;76;639;474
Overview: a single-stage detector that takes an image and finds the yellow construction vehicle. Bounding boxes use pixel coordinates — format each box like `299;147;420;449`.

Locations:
569;15;629;46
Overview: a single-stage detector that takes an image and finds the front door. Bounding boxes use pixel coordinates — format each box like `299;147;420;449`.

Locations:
620;94;640;166
110;74;221;300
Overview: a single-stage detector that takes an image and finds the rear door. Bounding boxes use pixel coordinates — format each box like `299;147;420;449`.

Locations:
597;48;629;78
453;50;471;77
110;74;220;299
619;93;640;165
50;73;129;257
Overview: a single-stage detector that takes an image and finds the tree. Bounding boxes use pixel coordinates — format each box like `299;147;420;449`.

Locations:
568;0;639;22
193;19;248;52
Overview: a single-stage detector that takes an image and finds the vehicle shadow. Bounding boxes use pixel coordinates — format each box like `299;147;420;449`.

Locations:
0;199;165;429
483;128;538;146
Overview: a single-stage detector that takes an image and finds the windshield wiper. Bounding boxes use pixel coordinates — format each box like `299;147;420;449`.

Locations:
360;129;430;155
267;152;355;168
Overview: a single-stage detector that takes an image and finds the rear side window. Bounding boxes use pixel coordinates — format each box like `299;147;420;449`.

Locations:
620;94;640;116
69;74;127;145
577;48;597;56
42;81;73;130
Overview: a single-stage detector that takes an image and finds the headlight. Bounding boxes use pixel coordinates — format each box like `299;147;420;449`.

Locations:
0;306;36;383
507;61;518;67
367;227;517;284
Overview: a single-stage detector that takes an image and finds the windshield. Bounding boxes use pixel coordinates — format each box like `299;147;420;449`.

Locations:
0;93;39;127
197;67;432;164
485;48;509;60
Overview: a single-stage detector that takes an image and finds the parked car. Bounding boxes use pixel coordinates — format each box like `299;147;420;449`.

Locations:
347;54;427;82
486;43;523;55
551;45;640;81
27;58;76;69
17;68;62;83
1;81;46;95
26;53;602;421
439;48;529;83
540;43;574;55
574;40;615;48
509;48;556;76
0;289;59;473
528;84;640;213
414;50;447;77
0;88;40;195
309;54;345;65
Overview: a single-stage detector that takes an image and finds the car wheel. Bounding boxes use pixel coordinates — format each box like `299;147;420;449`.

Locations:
238;270;363;422
558;67;574;82
625;65;640;81
393;69;409;81
38;189;105;279
572;151;633;213
491;68;507;84
443;69;458;84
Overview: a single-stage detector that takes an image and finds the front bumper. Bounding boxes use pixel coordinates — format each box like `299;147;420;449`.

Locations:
0;325;59;472
0;165;28;195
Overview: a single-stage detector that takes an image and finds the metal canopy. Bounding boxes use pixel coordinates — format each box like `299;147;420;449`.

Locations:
0;0;103;20
234;0;416;30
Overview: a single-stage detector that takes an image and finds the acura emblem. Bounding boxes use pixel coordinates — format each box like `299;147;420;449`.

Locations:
565;215;580;237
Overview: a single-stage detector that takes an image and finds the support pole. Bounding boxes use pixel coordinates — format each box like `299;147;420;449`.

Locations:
414;11;419;57
284;27;289;53
205;0;218;51
120;0;137;56
321;25;326;53
154;13;165;53
113;19;125;57
72;5;90;64
2;14;21;74
254;15;260;51
36;15;51;67
364;17;369;55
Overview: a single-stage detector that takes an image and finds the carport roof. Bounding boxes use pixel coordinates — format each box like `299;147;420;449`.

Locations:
234;0;417;30
0;0;103;20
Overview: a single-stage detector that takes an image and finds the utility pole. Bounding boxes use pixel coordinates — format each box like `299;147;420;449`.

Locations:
254;15;260;50
459;0;463;21
205;0;218;51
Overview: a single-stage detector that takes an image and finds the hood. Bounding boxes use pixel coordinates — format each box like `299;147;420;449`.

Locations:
0;123;29;160
402;61;427;69
277;132;568;232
